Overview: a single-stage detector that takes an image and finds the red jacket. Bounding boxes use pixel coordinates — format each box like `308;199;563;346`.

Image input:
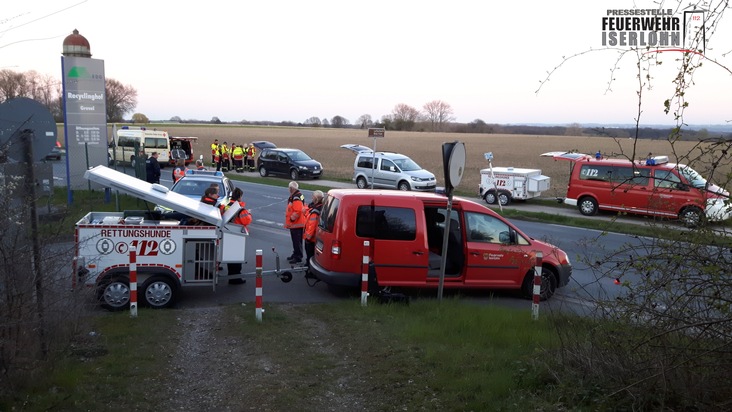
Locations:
284;190;306;229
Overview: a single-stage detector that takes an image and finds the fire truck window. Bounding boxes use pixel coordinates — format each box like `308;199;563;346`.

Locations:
654;169;681;188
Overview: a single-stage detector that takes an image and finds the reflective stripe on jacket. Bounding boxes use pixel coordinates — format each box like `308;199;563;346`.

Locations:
284;190;306;229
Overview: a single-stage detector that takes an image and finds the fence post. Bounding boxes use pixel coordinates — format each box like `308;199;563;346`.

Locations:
255;249;263;322
129;247;138;318
532;251;543;321
361;240;370;307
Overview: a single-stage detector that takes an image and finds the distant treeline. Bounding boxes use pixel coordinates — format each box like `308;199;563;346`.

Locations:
158;118;732;140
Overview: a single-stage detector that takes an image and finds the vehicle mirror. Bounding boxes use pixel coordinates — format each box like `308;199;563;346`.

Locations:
390;166;396;172
499;231;510;244
676;183;689;191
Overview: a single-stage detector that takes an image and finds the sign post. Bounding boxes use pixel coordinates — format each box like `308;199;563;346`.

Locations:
367;128;384;189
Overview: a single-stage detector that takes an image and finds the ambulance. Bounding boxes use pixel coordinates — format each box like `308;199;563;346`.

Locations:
74;165;292;311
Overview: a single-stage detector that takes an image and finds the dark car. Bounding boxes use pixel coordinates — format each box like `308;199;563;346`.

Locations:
257;148;323;180
251;140;277;150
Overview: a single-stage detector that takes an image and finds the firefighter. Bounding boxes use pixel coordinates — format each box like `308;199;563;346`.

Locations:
222;187;252;284
285;181;306;264
232;143;245;173
172;158;188;183
221;141;230;172
303;190;324;271
210;139;220;168
247;143;257;171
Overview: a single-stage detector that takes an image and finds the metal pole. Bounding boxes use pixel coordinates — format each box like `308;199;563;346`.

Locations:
361;240;370;306
532;252;543;321
255;249;263;322
129;247;138;318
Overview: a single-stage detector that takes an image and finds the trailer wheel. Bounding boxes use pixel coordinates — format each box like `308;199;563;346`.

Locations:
142;276;176;309
578;196;598;216
280;271;293;283
484;190;497;205
521;266;557;301
497;191;512;206
98;276;130;311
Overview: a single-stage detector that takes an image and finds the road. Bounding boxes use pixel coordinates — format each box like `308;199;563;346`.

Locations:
50;159;647;312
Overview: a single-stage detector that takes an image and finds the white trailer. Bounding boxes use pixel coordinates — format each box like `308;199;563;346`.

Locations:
74;165;293;311
478;166;550;205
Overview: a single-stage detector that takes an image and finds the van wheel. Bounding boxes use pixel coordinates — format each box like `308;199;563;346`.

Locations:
290;169;299;180
356;176;368;189
142;276;176;309
98;276;130;311
522;266;557;301
497;191;512;206
398;181;410;191
578;196;598;216
259;166;268;177
130;156;136;168
680;206;704;228
484;190;497;205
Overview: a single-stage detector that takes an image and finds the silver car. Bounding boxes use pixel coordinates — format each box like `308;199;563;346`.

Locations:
341;144;436;191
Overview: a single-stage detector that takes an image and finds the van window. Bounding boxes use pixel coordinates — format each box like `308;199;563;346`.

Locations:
357;156;374;169
465;212;528;245
319;196;340;232
380;159;396;172
145;137;168;149
654;169;682;188
579;165;649;185
118;135;135;147
356;206;416;241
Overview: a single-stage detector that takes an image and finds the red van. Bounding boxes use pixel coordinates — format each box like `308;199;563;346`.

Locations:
543;152;731;226
310;189;572;300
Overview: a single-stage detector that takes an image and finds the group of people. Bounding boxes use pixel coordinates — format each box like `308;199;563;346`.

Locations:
210;139;257;173
284;181;324;270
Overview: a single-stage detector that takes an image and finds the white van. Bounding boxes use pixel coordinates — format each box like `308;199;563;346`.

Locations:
108;126;170;168
341;144;437;191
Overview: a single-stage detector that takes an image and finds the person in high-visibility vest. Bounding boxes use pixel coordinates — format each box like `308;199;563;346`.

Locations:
232;143;245;173
210;139;220;168
172;159;188;183
221;141;230;172
247;143;257;171
222;187;252;284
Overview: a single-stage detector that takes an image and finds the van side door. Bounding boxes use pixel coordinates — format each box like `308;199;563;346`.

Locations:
358;204;429;287
463;211;532;287
650;168;690;217
377;158;398;188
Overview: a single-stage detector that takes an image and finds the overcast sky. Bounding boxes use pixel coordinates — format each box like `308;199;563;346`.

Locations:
2;0;730;125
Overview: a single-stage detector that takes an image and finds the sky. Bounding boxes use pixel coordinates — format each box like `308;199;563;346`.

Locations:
1;0;731;126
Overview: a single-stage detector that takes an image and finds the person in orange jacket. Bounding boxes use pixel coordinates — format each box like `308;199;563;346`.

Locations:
172;159;188;183
303;190;324;269
222;187;252;283
285;181;306;264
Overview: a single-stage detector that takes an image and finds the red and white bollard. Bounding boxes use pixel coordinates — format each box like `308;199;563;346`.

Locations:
129;247;138;318
255;249;263;322
361;240;370;307
532;251;543;321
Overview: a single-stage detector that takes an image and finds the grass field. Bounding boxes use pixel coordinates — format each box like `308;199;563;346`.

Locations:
68;124;727;199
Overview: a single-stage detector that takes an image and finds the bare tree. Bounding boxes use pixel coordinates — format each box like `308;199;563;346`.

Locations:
391;103;420;131
356;114;373;129
331;115;349;128
304;116;322;127
533;1;732;409
321;118;330;127
0;69;27;102
422;100;455;132
105;78;137;123
131;113;149;124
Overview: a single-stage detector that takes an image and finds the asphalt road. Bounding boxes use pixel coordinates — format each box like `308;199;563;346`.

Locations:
49;159;649;313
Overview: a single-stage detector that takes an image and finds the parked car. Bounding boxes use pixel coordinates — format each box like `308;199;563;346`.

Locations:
251;140;277;150
154;169;234;213
341;144;436;191
257;147;323;180
310;189;572;300
45;141;65;160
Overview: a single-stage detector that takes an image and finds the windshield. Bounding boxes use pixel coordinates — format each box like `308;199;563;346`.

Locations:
173;180;224;198
287;150;312;161
678;165;708;189
393;157;422;172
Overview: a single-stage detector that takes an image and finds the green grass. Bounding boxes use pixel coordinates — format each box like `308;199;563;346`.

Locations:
1;300;561;411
